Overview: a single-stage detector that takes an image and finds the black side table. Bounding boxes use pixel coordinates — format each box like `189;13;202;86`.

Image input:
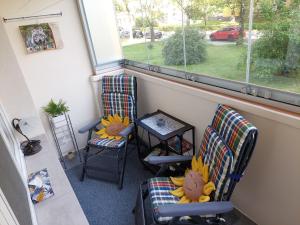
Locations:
136;110;195;171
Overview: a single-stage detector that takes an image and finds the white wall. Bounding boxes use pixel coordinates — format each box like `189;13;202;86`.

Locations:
126;69;300;225
0;0;97;150
0;22;44;138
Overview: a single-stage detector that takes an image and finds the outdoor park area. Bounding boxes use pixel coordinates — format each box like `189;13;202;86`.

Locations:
123;41;300;94
114;0;300;94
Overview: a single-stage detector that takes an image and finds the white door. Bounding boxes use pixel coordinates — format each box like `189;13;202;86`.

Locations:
0;188;20;225
0;102;37;225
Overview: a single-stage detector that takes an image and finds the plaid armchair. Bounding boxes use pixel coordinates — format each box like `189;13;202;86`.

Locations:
134;105;258;225
79;74;138;189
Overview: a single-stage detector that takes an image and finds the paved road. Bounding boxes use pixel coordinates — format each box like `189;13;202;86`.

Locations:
121;30;260;47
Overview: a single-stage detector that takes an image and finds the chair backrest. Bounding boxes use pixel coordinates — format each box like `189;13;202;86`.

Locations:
200;104;258;201
200;126;233;201
101;74;137;122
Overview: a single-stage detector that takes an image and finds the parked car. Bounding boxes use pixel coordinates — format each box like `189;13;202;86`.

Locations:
119;27;130;39
133;29;144;38
145;30;162;39
209;26;244;41
120;30;130;38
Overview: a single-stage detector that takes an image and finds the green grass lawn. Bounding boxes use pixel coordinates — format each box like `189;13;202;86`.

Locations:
123;41;300;94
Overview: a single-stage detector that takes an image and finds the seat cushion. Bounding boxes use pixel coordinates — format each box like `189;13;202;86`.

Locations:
102;93;135;121
211;104;257;168
89;131;126;148
148;177;179;223
199;126;233;200
211;105;257;194
102;74;136;99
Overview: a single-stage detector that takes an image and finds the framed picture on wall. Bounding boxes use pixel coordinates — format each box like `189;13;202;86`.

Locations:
19;23;63;54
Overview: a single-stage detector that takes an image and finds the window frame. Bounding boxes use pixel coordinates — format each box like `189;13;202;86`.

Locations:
124;60;300;109
77;0;124;74
77;0;300;111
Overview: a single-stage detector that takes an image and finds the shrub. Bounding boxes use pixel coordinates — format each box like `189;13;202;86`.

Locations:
162;28;207;65
249;1;300;79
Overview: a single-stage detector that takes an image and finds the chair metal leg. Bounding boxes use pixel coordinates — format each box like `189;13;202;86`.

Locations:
134;123;142;159
118;139;129;189
80;146;90;181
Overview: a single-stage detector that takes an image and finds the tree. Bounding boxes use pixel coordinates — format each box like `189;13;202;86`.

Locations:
140;0;164;42
113;0;124;12
113;0;135;38
224;0;246;42
250;0;300;78
174;0;222;27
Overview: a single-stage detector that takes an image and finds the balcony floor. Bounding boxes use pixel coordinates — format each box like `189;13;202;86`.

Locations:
65;145;256;225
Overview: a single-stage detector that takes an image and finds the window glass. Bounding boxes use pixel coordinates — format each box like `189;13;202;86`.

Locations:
114;0;146;64
183;0;249;82
115;0;185;69
249;0;300;94
82;0;123;65
80;0;300;106
115;0;300;97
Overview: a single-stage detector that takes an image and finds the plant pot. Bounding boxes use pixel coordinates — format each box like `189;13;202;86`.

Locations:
50;114;67;129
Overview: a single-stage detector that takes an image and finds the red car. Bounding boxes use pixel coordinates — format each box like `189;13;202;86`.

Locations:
209;26;244;41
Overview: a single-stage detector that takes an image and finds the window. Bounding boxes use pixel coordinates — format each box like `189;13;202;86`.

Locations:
78;0;123;72
79;0;300;107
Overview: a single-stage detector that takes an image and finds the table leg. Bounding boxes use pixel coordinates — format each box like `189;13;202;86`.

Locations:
135;124;142;160
179;135;183;155
163;140;169;156
192;128;196;155
147;131;152;152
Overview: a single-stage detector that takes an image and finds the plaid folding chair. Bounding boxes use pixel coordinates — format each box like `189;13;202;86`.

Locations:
134;104;258;224
79;74;138;189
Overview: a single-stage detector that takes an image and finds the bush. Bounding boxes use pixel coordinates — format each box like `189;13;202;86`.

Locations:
249;1;300;79
162;28;207;65
251;27;300;79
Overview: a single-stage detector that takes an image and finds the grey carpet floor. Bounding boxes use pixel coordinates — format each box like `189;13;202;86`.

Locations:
65;145;256;225
65;145;152;225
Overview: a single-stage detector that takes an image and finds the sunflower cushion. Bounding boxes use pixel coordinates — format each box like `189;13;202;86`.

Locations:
89;114;131;148
148;128;233;223
89;131;126;148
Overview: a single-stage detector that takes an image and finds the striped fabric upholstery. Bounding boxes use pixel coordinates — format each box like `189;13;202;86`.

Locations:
211;105;257;194
102;74;136;99
149;177;179;223
148;128;233;223
102;93;135;121
211;105;257;169
89;131;126;148
200;126;233;200
90;75;136;149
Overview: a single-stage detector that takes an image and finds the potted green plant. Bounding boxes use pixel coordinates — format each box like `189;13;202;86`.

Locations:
43;99;69;125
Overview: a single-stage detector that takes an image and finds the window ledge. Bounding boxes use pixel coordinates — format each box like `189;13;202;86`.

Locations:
25;135;89;225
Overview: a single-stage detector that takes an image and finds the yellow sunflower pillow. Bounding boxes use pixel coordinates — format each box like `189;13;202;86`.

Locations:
96;114;130;140
170;156;215;204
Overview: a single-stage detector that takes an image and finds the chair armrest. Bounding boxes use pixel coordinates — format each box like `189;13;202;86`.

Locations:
119;124;134;137
147;155;192;165
78;118;102;134
157;201;233;217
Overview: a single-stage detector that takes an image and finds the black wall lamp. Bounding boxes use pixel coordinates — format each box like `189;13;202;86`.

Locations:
12;118;42;156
